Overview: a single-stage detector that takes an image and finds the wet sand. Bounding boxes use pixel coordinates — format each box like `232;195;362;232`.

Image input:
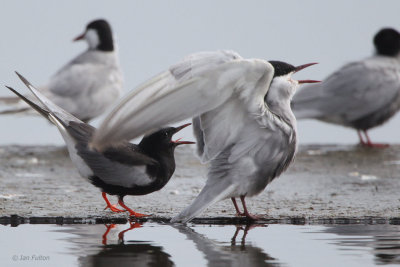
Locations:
1;144;399;223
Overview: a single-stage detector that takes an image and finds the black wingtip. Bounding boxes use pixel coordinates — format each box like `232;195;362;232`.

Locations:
15;71;31;88
5;84;50;119
5;85;24;99
5;85;17;94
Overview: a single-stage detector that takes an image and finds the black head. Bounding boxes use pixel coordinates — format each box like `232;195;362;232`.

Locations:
373;28;400;57
73;19;114;52
269;61;296;78
268;61;319;83
139;123;195;155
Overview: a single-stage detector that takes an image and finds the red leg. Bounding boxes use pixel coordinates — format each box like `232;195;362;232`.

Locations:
102;224;116;245
363;131;389;148
240;196;259;220
231;198;245;216
102;192;124;212
118;220;142;242
357;130;366;146
118;199;149;218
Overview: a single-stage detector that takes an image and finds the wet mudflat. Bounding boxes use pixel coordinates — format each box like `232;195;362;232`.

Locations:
0;144;399;221
1;221;400;267
1;144;400;266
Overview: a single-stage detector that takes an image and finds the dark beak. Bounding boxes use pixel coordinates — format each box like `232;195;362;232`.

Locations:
172;123;195;145
73;32;85;42
294;63;321;84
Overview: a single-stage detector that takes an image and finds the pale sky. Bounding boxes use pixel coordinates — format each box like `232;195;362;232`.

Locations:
1;0;399;145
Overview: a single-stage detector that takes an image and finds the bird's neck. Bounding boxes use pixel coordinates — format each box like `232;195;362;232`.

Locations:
266;96;296;129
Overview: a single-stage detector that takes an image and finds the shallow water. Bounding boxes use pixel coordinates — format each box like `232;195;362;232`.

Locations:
1;222;400;267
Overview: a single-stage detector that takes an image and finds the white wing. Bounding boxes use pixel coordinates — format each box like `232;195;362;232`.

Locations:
92;50;274;151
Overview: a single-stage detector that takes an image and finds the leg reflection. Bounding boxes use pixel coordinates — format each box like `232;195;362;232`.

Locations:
231;224;268;247
102;220;142;245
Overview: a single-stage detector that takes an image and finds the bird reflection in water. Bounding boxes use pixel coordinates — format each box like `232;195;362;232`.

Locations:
231;224;268;247
174;223;279;266
102;219;142;245
79;220;174;267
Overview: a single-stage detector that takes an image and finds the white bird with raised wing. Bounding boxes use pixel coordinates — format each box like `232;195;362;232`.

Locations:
91;50;318;223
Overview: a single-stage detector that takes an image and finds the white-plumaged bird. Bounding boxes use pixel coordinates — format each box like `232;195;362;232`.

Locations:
90;50;318;223
1;19;123;122
7;73;193;217
292;28;400;147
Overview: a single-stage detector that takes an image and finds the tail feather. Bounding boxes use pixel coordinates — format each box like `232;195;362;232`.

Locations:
14;72;82;125
171;182;236;223
0;94;32;115
5;86;51;120
8;74;85;165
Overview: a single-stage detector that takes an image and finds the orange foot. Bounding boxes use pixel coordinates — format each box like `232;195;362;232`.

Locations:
102;192;124;213
363;142;389;148
118;199;150;218
104;204;124;213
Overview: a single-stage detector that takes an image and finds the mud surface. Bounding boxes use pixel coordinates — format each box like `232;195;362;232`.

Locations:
1;144;399;222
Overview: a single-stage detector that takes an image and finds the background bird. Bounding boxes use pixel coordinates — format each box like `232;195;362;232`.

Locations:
6;73;193;217
0;19;123;122
90;50;318;223
292;28;400;147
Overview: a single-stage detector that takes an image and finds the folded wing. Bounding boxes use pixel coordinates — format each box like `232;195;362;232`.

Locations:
293;59;400;121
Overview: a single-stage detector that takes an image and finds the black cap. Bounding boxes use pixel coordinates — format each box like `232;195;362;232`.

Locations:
373;28;400;57
268;61;296;78
86;19;114;52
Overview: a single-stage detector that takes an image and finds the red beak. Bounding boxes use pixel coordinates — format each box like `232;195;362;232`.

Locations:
298;79;321;84
294;63;321;84
294;62;318;73
73;32;85;42
172;123;195;145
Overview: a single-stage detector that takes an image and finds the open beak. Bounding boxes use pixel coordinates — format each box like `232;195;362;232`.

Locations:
73;32;85;42
294;63;321;84
172;123;195;145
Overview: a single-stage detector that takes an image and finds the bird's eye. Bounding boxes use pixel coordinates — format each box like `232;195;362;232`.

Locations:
164;132;168;137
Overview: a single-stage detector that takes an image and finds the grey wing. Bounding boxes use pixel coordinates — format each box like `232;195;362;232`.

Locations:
77;145;154;187
45;57;123;120
92;50;274;151
47;63;98;97
292;59;400;122
65;121;156;187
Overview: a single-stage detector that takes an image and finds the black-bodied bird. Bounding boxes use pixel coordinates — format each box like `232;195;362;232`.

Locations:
7;73;193;217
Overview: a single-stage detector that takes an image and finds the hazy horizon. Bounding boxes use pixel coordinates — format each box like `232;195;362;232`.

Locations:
1;0;399;145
